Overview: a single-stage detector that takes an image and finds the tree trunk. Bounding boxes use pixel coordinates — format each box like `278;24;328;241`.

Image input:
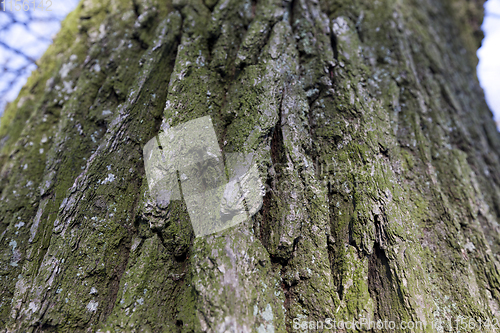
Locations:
1;0;499;331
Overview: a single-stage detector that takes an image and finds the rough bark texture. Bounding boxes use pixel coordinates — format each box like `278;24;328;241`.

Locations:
0;0;499;331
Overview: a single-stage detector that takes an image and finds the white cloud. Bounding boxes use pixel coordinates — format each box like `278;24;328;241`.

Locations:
478;0;500;128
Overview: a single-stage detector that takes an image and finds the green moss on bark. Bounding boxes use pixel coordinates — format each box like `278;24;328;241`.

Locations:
1;0;500;331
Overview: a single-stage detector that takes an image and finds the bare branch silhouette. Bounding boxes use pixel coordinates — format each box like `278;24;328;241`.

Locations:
0;3;79;115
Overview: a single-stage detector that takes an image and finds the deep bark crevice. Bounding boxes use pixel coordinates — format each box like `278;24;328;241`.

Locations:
3;0;500;330
260;90;286;251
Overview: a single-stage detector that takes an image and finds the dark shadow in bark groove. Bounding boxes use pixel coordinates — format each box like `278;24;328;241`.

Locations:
102;239;131;319
260;92;286;251
368;241;407;326
326;182;355;300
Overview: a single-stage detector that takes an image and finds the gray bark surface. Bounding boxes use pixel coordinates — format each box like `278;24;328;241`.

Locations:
1;0;499;331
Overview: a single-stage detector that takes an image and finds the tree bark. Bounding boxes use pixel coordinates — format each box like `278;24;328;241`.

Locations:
0;0;499;331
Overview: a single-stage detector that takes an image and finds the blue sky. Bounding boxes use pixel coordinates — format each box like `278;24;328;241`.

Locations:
478;0;500;128
0;0;78;114
1;0;500;128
